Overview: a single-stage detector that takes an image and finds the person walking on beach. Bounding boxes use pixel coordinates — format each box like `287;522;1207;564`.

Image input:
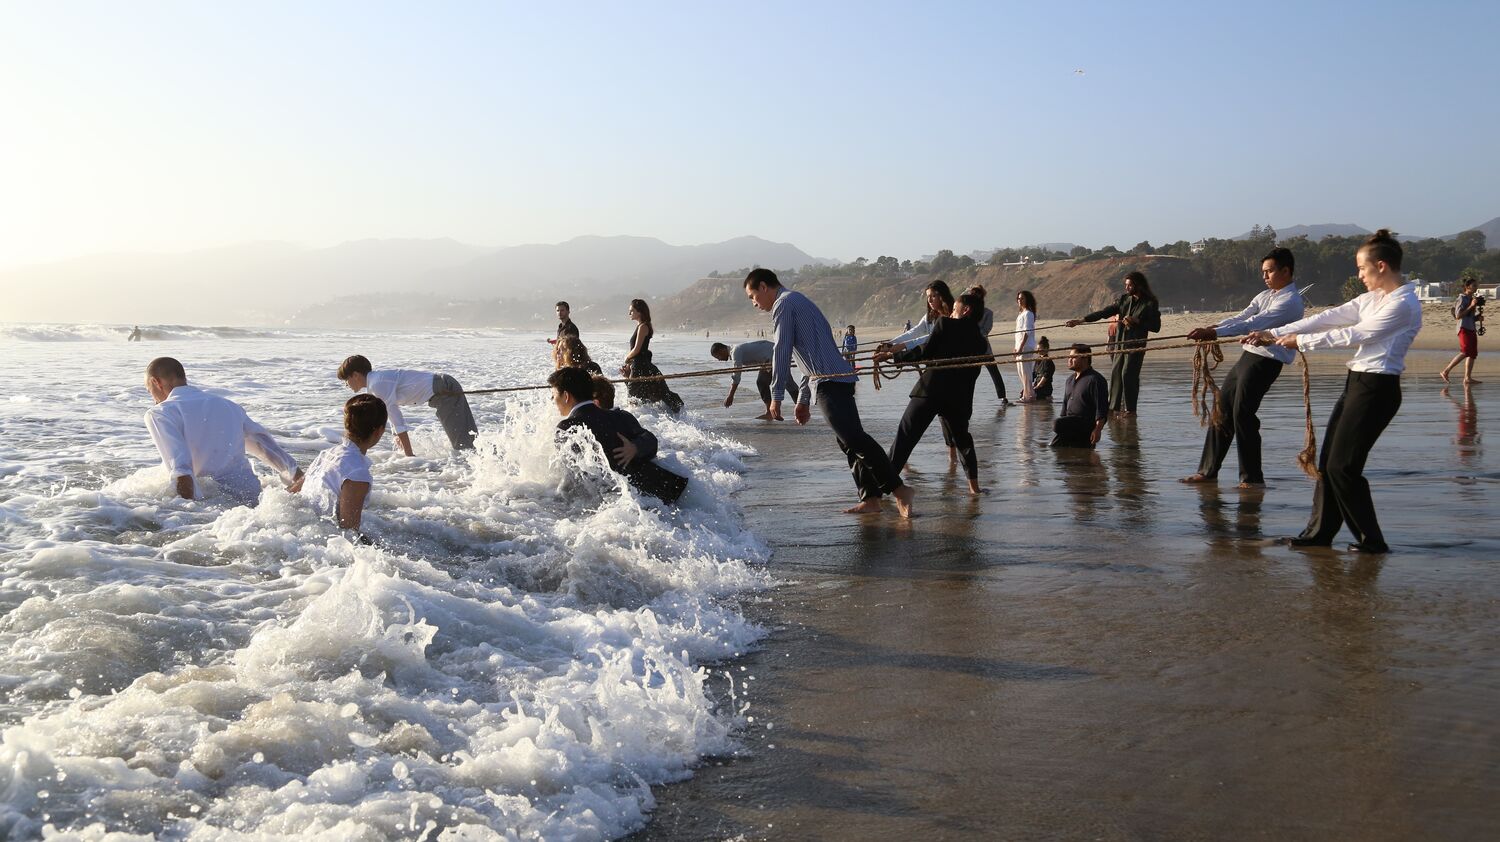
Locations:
710;340;798;419
878;292;988;495
842;325;858;360
550;301;581;346
1246;229;1422;554
143;357;303;503
1181;247;1305;488
964;285;1009;404
745;268;914;517
550;366;689;504
1067;271;1161;416
1014;290;1039;402
1440;276;1483;385
337;355;478;454
621;298;685;413
1050;344;1108;448
1031;336;1056;400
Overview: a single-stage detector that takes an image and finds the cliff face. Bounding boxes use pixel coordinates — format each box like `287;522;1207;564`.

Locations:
662;256;1244;329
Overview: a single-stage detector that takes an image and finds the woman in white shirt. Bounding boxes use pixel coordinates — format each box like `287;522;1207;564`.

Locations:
1014;290;1038;401
302;394;387;532
1247;229;1422;555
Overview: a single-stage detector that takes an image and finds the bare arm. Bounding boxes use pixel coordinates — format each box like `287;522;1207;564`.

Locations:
395;431;415;457
337;480;371;530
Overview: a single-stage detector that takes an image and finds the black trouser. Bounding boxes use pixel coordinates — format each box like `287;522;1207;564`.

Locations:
889;398;978;481
816;380;903;501
1108;346;1145;412
1196;352;1284;483
1051;415;1098;448
1298;371;1401;547
985;363;1007;400
755;367;798;407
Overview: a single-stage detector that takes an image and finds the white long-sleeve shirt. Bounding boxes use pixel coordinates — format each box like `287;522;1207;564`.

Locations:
143;384;299;503
890;315;935;349
364;369;436;434
1014;309;1036;352
1216;284;1305;364
1270;282;1422;374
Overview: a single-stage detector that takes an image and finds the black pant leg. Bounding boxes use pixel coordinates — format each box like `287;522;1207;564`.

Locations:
1122;350;1145;412
942;407;979;480
1108;354;1127;411
755;368;773;407
888;397;940;475
817;382;903;501
1299;378;1350;543
1320;373;1401;546
1051;415;1095;448
1230;355;1283;483
985;364;1006;400
1196;359;1241;478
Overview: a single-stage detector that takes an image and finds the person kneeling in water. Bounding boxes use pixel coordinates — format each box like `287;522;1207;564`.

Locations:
550;367;689;504
301;394;386;536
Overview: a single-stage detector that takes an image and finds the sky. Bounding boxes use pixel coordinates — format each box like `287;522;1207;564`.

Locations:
2;0;1497;269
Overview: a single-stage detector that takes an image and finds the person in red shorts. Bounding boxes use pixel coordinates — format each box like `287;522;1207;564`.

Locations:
1441;276;1482;385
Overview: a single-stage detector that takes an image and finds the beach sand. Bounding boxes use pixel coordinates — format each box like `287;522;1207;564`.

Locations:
638;350;1499;840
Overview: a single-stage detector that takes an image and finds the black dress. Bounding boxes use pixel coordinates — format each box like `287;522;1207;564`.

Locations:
625;325;684;413
1032;356;1055;400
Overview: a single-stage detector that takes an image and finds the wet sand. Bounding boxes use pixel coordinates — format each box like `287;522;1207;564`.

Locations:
638;350;1499;840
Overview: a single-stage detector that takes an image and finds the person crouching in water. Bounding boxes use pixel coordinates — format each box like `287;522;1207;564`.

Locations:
301;394;386;535
549;367;689;504
337;355;478;455
876;292;989;495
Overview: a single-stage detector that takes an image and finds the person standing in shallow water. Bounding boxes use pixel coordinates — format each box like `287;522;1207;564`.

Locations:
1181;247;1305;488
551;301;580;346
621;298;684;413
1050;344;1109;447
1067;271;1161;416
745;268;914;518
964;285;1009;404
1247;229;1422;555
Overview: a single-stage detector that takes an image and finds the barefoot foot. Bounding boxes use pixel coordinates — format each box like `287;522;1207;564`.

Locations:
843;500;884;514
1179;473;1213;484
1440;369;1452;383
892;485;916;519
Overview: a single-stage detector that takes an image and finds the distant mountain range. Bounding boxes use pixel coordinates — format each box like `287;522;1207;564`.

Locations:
1233;217;1500;245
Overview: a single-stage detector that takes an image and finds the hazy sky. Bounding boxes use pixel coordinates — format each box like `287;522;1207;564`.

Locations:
3;0;1496;269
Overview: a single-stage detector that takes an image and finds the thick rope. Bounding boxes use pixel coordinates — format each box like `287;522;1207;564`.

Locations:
1297;351;1319;480
1191;342;1225;428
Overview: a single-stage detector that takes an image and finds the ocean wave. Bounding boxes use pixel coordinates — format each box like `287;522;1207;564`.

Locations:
0;323;295;342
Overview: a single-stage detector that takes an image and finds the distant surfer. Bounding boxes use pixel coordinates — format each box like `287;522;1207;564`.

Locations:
142;357;303;503
744;268;914;518
128;325;142;342
337;355;478;454
710;340;798;419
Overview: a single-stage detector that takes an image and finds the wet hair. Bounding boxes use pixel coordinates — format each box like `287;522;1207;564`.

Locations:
1123;271;1158;304
146;357;186;382
556;300;570;311
966;284;987;300
744;268;782;289
338;354;373;380
344;394;387;441
591;375;616;410
1018;289;1037;316
1360;229;1404;271
1038;336;1050;350
630;298;652;326
1262;247;1295;275
956;292;983;321
556;336;594;369
548;366;594;402
710;342;731;359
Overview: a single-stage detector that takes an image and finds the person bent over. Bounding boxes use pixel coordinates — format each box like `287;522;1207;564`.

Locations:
338;355;477;455
710;340;799;419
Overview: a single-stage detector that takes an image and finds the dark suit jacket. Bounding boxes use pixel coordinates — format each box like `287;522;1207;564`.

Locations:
892;316;987;410
557;403;688;503
557;320;580;341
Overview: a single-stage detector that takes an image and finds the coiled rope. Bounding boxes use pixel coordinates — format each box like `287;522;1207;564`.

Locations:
1191;341;1225;428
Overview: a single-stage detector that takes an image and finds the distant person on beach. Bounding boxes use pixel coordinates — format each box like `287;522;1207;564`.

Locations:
710;340;798;419
555;336;604;375
550;366;688;503
842;325;858;360
1015;290;1039;401
877;292;988;495
745;268;914;517
337;355;478;455
1067;271;1161;416
142;356;303;503
127;325;142;342
964;285;1009;404
622;298;685;413
1050;344;1108;448
1440;276;1482;385
1181;247;1305;488
1247;229;1422;554
551;301;580;345
1031;337;1055;400
905;319;912;331
301;394;385;533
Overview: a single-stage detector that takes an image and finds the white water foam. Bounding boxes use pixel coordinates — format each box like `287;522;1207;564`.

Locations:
0;330;769;839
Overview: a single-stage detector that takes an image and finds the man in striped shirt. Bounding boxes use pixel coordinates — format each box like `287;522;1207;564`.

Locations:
744;269;914;517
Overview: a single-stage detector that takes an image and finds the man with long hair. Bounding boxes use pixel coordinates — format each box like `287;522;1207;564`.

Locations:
1067;272;1161;416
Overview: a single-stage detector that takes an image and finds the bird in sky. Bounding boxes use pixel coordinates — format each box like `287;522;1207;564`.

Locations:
1074;69;1086;76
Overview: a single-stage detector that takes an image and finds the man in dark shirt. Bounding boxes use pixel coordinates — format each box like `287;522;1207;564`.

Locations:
549;367;688;503
1051;344;1109;448
552;301;581;345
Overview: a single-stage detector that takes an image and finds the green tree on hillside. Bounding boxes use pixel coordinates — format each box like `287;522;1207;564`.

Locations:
1342;276;1363;301
1132;240;1153;255
1070;245;1092;257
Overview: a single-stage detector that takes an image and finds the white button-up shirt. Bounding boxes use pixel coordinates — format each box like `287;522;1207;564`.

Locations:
1216;284;1305;364
1271;282;1423;374
143;384;299;503
364;369;436;434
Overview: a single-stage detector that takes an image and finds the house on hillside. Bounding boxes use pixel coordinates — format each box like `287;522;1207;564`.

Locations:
1412;279;1451;303
1190;239;1207;255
